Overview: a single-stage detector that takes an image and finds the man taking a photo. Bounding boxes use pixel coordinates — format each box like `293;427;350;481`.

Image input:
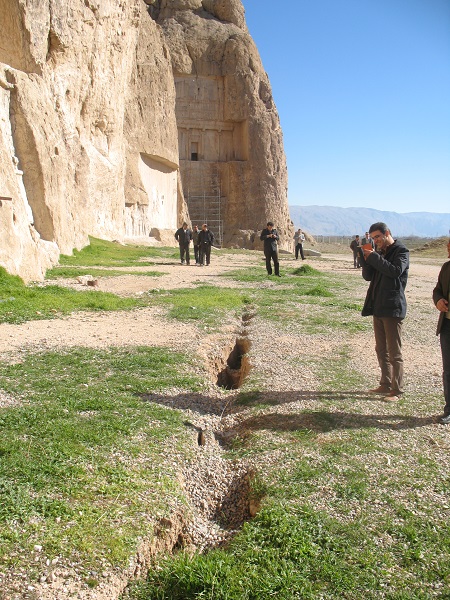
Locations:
361;222;409;402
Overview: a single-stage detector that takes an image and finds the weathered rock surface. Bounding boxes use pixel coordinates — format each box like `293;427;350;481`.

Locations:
156;0;292;249
0;0;292;281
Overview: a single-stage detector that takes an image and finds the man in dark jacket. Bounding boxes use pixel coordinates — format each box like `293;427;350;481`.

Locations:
174;222;192;265
260;221;280;276
361;222;409;402
197;223;214;266
432;238;450;423
192;224;200;265
350;235;361;268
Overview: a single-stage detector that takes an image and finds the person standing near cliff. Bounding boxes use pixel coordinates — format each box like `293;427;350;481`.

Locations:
361;222;409;402
294;228;305;260
174;222;192;265
260;221;281;277
192;224;200;265
197;223;214;266
432;238;450;424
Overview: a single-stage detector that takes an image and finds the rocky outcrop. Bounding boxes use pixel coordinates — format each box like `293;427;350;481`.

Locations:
156;0;292;249
0;0;292;282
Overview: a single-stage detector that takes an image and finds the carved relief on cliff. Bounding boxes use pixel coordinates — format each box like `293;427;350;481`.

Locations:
157;1;293;249
176;76;248;164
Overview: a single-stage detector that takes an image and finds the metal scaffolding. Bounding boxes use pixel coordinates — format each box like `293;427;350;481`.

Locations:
185;163;223;246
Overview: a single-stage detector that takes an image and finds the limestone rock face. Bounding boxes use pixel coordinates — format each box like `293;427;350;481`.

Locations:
0;0;291;282
202;0;247;29
0;0;183;281
156;1;293;249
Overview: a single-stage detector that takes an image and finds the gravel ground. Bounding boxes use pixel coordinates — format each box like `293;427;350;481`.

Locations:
0;248;448;599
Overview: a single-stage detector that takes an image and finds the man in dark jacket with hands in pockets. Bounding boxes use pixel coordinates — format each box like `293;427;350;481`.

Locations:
361;222;409;403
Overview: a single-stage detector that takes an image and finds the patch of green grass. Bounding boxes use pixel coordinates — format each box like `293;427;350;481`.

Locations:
129;417;450;600
221;267;271;283
126;503;389;600
0;267;148;324
58;237;175;267
224;263;323;284
334;470;369;500
45;267;164;279
301;283;334;297
0;346;201;570
291;264;321;276
153;285;249;328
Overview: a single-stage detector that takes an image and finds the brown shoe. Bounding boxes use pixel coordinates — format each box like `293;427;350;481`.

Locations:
369;386;390;394
382;390;402;402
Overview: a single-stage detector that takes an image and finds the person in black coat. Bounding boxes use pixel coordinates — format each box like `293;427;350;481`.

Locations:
260;221;280;276
432;238;450;423
192;224;200;265
350;235;361;268
361;222;409;402
174;222;193;265
197;223;214;266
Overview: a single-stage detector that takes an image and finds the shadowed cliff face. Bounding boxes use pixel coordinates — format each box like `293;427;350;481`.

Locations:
0;0;291;282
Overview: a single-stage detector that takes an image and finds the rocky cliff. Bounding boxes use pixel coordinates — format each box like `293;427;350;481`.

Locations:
0;0;292;281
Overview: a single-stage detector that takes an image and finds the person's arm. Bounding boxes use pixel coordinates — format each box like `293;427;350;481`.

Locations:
260;229;267;241
361;259;375;281
365;246;409;279
433;265;449;312
273;230;279;241
174;230;179;241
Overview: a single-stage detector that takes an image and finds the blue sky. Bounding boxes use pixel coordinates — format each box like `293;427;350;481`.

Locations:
244;0;450;214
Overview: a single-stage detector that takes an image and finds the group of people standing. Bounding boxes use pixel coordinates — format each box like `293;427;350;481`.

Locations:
174;223;214;266
174;218;450;422
350;232;375;268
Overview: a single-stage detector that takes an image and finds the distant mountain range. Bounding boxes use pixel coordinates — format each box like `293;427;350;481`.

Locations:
289;205;450;237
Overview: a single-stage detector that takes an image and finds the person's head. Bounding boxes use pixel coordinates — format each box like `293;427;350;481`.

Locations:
368;222;394;251
182;222;187;229
365;232;369;237
267;221;274;231
193;224;198;231
202;223;208;231
355;235;360;240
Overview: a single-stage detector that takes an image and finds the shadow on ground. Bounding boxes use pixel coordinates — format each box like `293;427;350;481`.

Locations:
140;390;439;434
